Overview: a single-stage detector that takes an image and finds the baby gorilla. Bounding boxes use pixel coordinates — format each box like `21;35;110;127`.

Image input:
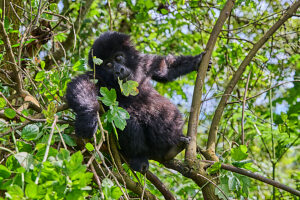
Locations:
66;32;207;173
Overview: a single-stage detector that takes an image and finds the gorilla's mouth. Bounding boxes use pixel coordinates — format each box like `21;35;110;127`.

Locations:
115;72;131;81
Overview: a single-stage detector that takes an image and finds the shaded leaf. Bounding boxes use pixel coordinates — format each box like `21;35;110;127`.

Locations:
0;165;11;178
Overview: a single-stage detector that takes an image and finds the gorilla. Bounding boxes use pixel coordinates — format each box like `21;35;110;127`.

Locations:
66;32;208;173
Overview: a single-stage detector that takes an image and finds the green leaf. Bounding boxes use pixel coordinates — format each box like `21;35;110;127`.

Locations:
70;151;83;164
42;102;57;124
102;178;123;199
85;143;94;151
73;59;86;71
4;108;16;119
6;155;20;171
50;3;58;12
11;43;20;47
0;97;6;108
16;167;25;173
145;0;154;9
281;112;288;121
25;183;38;198
21;124;41;141
17;141;32;153
0;165;11;178
160;8;169;14
57;148;70;161
35;71;46;81
20;109;29;122
65;152;86;178
54;32;67;42
207;162;221;175
62;134;77;147
7;185;24;199
25;38;36;44
228;173;239;190
40;60;45;70
118;79;139;97
99;87;117;106
231;145;248;161
66;189;87;200
232;160;253;168
93;56;103;65
107;106;130;130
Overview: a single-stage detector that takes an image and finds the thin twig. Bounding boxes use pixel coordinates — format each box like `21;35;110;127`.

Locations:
107;0;113;31
55;125;68;150
90;164;105;199
97;112;106;142
9;2;22;23
35;115;58;184
241;71;251;145
0;92;44;122
93;145;129;199
141;175;146;200
253;124;272;161
32;0;43;27
276;135;300;163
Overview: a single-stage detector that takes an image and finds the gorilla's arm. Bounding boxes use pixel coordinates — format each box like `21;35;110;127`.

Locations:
66;73;99;138
146;52;205;82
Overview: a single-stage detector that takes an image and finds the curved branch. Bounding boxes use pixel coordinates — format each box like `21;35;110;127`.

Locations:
186;0;235;162
202;160;300;197
206;1;300;155
146;171;176;200
109;134;158;200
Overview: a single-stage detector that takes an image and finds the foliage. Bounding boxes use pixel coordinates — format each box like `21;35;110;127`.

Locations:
0;148;92;199
0;0;299;199
99;87;130;131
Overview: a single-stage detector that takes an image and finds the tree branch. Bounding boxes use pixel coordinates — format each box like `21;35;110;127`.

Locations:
45;0;95;68
163;160;223;200
0;20;22;93
202;160;300;197
206;1;300;155
186;0;235;162
146;171;176;200
109;134;158;200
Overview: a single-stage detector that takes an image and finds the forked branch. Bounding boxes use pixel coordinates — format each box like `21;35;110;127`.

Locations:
185;0;236;162
206;0;300;155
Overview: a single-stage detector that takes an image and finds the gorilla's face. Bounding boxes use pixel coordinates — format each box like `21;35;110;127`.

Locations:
102;52;132;81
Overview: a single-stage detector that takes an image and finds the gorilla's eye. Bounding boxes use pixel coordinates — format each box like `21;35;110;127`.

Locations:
107;62;113;67
116;55;123;62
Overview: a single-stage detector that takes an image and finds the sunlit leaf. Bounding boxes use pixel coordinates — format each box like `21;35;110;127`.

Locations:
4;108;16;119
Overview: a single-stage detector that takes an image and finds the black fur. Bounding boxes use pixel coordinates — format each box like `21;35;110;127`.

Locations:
66;32;206;173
